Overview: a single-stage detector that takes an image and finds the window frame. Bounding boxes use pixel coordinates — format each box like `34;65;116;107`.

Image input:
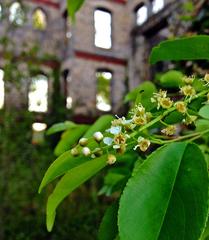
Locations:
96;69;113;112
9;1;26;26
28;74;49;113
0;69;5;109
134;3;148;26
32;7;48;31
94;7;113;50
151;0;164;14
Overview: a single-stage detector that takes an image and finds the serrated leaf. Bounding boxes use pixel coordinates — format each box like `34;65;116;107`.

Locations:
46;155;107;231
199;105;209;119
38;151;89;193
46;121;77;135
83;115;114;138
54;125;89;156
98;202;119;240
118;143;208;240
150;35;209;64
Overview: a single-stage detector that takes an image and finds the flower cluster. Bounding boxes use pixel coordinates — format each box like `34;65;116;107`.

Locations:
68;73;209;167
131;104;152;126
151;90;173;109
103;117;130;154
180;75;197;103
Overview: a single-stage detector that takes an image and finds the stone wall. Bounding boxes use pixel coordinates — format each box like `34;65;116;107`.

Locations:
0;0;201;116
61;0;131;116
0;0;65;109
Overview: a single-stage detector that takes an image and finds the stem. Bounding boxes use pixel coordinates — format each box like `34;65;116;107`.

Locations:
151;129;209;145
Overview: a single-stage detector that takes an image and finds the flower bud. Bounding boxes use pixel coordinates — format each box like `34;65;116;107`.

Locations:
107;154;117;165
94;148;103;157
79;138;88;146
93;132;103;142
82;147;91;156
71;147;79;157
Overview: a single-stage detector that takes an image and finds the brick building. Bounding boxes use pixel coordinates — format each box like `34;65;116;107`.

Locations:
0;0;201;118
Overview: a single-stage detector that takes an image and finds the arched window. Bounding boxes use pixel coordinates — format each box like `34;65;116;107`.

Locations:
94;8;112;49
96;70;112;112
152;0;164;14
0;69;4;109
9;2;25;26
33;8;47;30
135;3;148;26
28;74;48;112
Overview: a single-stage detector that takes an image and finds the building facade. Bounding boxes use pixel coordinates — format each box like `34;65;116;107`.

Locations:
0;0;202;118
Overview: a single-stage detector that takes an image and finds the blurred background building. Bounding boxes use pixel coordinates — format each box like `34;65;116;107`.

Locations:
0;0;204;119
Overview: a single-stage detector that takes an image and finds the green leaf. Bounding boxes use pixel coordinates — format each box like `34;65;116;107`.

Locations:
201;217;209;240
199;105;209;119
118;143;208;240
125;81;157;111
54;125;89;156
67;0;85;20
193;79;206;92
150;35;209;64
46;155;107;232
124;81;157;110
195;119;209;132
98;202;119;240
159;70;183;88
83;115;114;138
46;121;77;135
189;97;205;112
164;110;184;124
38;151;89;193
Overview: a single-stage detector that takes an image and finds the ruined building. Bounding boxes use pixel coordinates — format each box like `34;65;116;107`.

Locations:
0;0;203;123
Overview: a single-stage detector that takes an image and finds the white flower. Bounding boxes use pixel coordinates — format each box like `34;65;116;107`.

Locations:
103;137;113;146
106;126;122;135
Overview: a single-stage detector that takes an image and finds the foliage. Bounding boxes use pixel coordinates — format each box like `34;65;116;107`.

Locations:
40;35;209;240
150;35;209;64
67;0;85;20
0;109;107;239
159;70;184;88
